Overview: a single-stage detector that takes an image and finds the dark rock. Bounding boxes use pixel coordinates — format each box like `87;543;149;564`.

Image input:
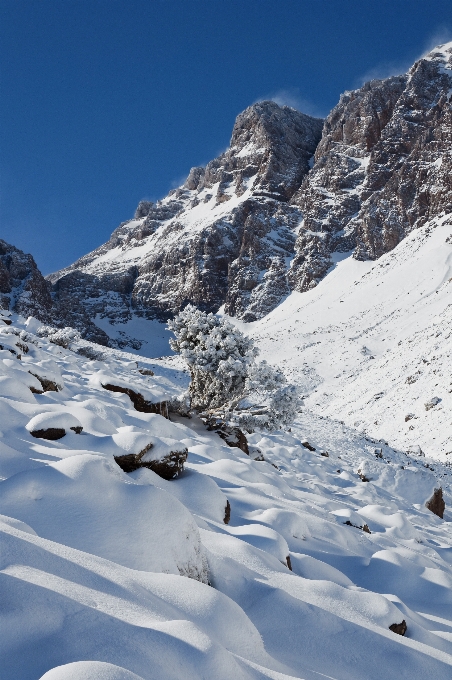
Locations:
70;426;83;434
320;451;329;457
212;424;249;454
114;443;188;480
30;428;66;440
425;488;445;518
138;367;155;376
29;373;60;392
358;469;370;482
389;620;407;636
286;555;292;571
344;520;371;534
301;441;316;451
224;500;231;524
101;383;169;418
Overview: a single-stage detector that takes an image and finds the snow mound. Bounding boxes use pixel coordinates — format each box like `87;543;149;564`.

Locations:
39;661;146;680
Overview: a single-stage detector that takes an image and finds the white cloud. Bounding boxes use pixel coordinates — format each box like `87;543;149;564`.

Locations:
254;88;326;118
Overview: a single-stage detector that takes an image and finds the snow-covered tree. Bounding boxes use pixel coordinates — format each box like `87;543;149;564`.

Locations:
168;305;302;430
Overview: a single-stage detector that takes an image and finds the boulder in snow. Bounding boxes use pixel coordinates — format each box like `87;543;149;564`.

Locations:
425;487;445;519
389;620;407;636
425;397;441;411
113;432;188;479
26;412;83;440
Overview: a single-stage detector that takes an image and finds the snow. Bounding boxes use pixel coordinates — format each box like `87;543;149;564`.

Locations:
238;219;452;460
1;218;452;679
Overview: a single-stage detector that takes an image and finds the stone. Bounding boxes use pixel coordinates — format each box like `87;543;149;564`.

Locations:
29;373;60;392
210;424;249;454
114;442;188;480
224;500;231;524
30;428;66;440
301;441;316;451
101;383;169;418
425;488;445;519
389;620;407;636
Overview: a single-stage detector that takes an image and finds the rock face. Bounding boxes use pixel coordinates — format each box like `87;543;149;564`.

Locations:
289;42;452;290
48;102;322;333
0;240;53;321
0;240;110;345
15;42;451;350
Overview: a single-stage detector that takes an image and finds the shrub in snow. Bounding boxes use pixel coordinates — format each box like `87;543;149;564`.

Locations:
168;305;302;431
37;325;81;348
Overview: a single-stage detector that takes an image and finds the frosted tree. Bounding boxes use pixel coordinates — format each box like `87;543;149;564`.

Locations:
168;305;301;430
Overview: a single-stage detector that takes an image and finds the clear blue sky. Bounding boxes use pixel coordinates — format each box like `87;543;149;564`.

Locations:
1;0;451;274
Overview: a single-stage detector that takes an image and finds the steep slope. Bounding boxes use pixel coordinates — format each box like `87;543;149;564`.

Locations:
0;312;451;680
48;102;323;336
289;41;452;290
238;216;452;461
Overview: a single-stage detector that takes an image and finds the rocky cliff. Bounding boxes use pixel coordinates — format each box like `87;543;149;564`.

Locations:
45;42;452;347
0;240;53;321
0;240;110;344
48;102;322;333
289;42;452;290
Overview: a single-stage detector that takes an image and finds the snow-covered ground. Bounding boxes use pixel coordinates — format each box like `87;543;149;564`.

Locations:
1;299;452;679
234;218;452;461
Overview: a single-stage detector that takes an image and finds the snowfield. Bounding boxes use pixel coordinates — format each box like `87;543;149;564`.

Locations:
237;218;452;461
1;219;452;679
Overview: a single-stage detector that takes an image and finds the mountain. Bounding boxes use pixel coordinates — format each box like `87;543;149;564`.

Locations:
48;102;322;337
45;42;452;351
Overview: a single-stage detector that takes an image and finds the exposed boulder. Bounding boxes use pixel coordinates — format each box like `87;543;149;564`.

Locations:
113;432;188;480
425;488;445;519
425;397;441;411
26;412;83;440
101;383;169;417
207;423;249;454
389;620;407;636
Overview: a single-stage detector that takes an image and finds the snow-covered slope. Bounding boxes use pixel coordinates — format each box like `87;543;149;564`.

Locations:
1;311;452;680
237;217;452;461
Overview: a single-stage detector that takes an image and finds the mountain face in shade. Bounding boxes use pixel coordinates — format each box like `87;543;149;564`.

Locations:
14;41;451;348
0;240;53;322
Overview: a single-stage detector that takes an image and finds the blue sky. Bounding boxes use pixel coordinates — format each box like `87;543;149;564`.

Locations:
1;0;451;274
